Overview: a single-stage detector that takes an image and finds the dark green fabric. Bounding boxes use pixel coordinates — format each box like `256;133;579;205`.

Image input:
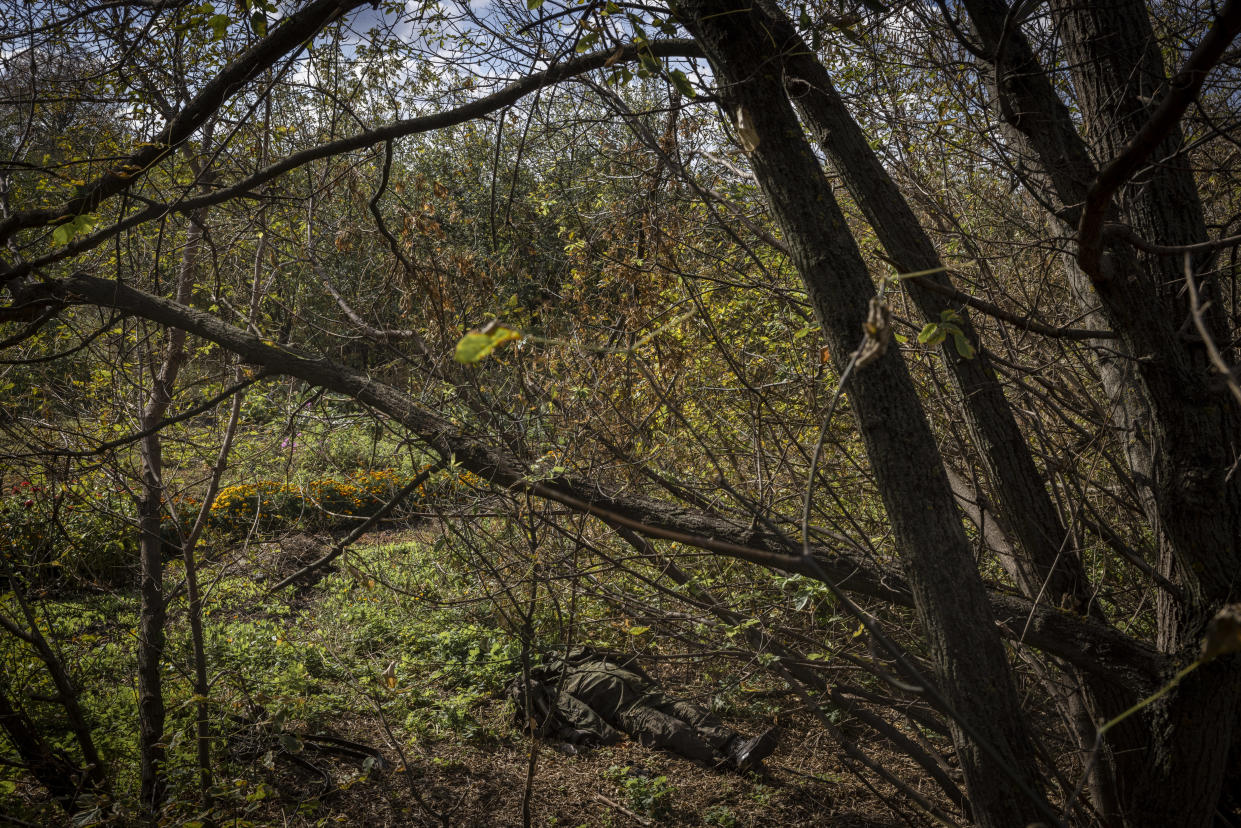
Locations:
513;649;739;766
619;703;722;764
509;678;624;745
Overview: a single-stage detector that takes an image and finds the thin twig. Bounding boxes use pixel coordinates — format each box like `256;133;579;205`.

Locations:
593;792;654;826
1185;255;1241;410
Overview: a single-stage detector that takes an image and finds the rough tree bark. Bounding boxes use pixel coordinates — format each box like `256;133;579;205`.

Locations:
749;3;1137;816
668;0;1053;821
957;0;1241;822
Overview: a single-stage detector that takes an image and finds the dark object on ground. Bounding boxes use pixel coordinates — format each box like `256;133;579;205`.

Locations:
509;648;778;771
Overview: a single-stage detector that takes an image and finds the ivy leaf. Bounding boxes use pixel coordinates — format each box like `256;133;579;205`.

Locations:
454;323;521;363
52;214;96;246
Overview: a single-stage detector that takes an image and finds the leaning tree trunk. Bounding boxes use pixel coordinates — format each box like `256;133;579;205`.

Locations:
752;7;1140;816
759;0;1095;611
669;0;1053;822
0;682;83;810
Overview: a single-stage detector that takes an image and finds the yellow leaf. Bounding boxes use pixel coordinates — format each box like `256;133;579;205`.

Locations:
455;323;521;363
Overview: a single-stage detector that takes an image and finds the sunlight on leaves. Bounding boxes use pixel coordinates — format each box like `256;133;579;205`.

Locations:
454;323;521;363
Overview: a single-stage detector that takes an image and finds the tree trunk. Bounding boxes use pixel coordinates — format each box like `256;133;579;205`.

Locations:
1049;1;1241;822
957;0;1241;821
135;433;168;811
762;0;1094;611
136;206;206;810
668;0;1052;822
733;7;1144;817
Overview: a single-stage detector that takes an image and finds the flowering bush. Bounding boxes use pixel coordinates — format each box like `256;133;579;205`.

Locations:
198;465;483;536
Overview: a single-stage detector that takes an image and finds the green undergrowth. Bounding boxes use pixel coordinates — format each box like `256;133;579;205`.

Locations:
0;534;521;823
0;465;484;585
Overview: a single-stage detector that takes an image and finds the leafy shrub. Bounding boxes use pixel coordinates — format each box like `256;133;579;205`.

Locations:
197;466;484;536
1;477;137;584
1;463;487;585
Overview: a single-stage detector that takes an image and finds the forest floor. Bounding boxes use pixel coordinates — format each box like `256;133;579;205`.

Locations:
4;528;925;827
227;710;911;827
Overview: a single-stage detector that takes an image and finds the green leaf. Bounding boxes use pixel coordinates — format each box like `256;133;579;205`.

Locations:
917;322;945;346
250;11;266;34
951;331;976;359
668;68;696;98
208;13;230;40
628;626;650;635
526;0;544;9
52;214;96;246
575;31;600;53
454;325;521;363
